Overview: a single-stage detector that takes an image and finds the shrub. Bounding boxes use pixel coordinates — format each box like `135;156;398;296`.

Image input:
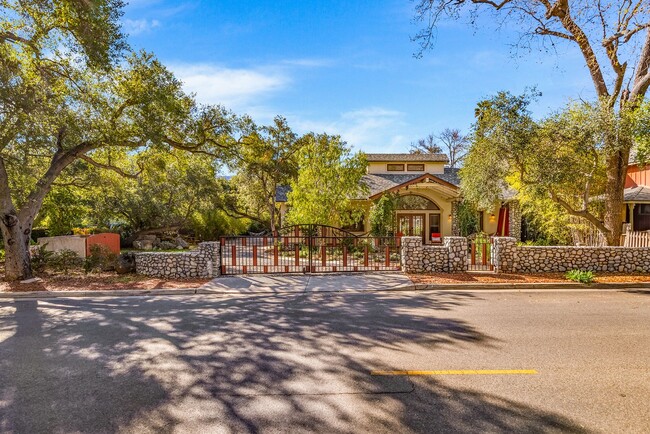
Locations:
565;270;594;284
83;244;118;273
30;244;55;273
49;249;83;274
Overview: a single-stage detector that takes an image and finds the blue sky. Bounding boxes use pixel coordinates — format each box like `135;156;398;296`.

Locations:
122;0;595;153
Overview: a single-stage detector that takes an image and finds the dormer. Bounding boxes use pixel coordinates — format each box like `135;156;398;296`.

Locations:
365;153;448;175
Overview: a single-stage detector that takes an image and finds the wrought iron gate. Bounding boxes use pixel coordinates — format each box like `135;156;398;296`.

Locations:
220;225;401;275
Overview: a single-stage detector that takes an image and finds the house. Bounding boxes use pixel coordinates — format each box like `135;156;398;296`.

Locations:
623;157;650;231
276;153;521;242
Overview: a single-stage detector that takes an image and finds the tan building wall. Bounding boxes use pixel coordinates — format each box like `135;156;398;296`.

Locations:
366;161;446;175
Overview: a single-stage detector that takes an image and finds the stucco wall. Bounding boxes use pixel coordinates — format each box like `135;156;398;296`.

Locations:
37;235;88;258
367;161;446;175
134;242;220;279
492;237;650;273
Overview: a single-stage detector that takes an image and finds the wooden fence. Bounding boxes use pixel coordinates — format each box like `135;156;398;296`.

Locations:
622;230;650;247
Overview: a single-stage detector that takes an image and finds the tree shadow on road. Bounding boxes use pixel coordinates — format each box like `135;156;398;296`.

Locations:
0;292;590;433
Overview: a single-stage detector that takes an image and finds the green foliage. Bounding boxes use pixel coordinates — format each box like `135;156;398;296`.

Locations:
30;245;54;274
565;270;595;284
87;150;227;237
38;187;90;236
83;244;117;273
286;134;367;227
226;117;302;231
456;200;479;236
49;249;83;274
189;209;250;240
461;91;650;244
369;194;398;236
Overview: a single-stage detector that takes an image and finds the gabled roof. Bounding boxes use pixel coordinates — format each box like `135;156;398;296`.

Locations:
274;168;462;203
366;172;459;199
365;153;449;163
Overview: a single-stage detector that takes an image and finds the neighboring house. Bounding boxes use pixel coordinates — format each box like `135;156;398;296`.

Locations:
276;153;521;243
624;157;650;231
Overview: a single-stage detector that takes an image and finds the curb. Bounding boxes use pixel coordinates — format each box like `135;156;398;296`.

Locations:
0;281;649;300
0;288;199;299
411;282;650;291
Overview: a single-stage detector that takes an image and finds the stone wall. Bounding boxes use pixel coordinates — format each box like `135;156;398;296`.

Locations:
492;237;650;273
451;201;460;236
507;201;521;242
134;242;220;279
401;236;467;273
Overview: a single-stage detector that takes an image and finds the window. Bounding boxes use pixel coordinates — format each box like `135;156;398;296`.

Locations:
429;213;441;233
387;164;405;171
407;163;425;171
640;204;650;215
396;194;440;210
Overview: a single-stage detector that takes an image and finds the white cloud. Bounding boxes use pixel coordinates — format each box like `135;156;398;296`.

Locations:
123;18;160;35
292;107;409;152
280;58;336;68
170;64;289;110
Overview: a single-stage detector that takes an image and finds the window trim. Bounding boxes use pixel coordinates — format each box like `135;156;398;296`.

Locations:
407;163;425;172
386;163;405;172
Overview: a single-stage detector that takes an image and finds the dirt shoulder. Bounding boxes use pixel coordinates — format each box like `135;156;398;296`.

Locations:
408;272;650;285
1;273;209;293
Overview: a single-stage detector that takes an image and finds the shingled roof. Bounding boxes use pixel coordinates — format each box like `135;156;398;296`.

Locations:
275;168;461;202
624;185;650;202
365;153;449;163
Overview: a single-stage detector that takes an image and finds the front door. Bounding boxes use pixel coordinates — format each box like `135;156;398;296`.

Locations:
397;214;425;241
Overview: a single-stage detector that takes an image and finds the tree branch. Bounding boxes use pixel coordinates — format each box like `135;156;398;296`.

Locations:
549;190;610;236
544;0;610;97
78;154;142;179
17;141;96;225
630;29;650;100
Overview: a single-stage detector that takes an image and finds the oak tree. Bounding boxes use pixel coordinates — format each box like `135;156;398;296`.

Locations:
413;0;650;244
0;1;229;280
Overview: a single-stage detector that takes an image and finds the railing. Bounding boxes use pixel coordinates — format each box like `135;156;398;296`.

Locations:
622;230;650;247
468;235;493;271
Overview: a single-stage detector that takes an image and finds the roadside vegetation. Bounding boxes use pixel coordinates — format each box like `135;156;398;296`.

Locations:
0;1;365;281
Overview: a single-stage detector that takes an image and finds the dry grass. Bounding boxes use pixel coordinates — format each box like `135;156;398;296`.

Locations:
408;272;650;285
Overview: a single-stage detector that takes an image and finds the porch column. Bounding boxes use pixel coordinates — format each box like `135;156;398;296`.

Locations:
508;201;522;242
451;201;460;236
628;203;635;231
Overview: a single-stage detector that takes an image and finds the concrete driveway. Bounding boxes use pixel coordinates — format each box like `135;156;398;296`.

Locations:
199;272;414;294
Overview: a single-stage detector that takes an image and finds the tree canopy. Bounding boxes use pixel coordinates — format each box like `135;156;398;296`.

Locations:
462;90;650;243
0;0;238;280
413;0;650;244
285;134;367;227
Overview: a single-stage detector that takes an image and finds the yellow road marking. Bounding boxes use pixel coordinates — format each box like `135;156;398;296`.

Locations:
371;369;537;376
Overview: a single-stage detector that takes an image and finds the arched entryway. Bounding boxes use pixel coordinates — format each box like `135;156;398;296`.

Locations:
395;194;443;243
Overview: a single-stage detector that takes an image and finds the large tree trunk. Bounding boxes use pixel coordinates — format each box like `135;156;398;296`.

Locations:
1;211;32;281
603;147;630;246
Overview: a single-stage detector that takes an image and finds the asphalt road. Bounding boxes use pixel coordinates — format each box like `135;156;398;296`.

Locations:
0;289;648;433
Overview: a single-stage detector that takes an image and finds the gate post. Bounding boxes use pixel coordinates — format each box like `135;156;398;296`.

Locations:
445;237;468;272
